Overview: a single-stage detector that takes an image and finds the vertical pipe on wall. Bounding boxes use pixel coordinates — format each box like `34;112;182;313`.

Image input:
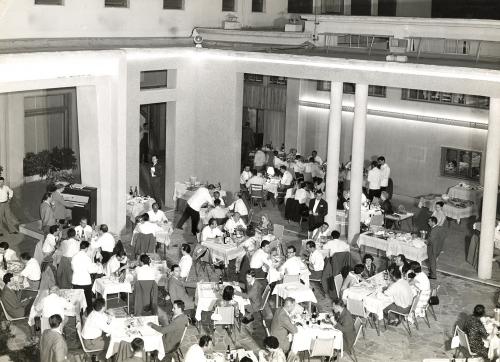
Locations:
478;97;500;279
348;83;368;244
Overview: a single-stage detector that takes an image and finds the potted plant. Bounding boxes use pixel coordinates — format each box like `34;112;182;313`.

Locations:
23;147;77;183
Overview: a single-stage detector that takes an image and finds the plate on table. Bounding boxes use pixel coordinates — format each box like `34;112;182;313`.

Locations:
285;285;298;291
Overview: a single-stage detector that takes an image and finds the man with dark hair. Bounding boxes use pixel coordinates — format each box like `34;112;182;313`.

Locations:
427;216;446;279
367;160;382;201
249;240;273;278
308;190;328;233
259;335;286;361
0;176;18;236
148;299;189;361
40;314;68;362
0;241;18;262
71;241;100;313
150;154;164;208
185;335;213;361
147;202;168;224
20;252;41;289
0;273;33;318
176;184;215;236
279;245;304;276
240;270;265;324
378;156;390;193
123;338;145;362
271;297;298;353
432;201;446;227
382;268;413;325
92;224;115;264
81;298;112;350
279;165;293;190
168;264;196;311
305;241;324;279
40;192;56;235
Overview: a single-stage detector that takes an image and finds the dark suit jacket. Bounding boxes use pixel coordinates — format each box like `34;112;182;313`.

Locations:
380;199;393;215
270;307;298;353
51;190;71;221
40;201;56;228
150;314;189;353
151;163;163;179
243;280;264;313
428;225;446;255
168;276;196;310
0;286;25;318
40;329;68;362
335;308;356;352
309;199;328;217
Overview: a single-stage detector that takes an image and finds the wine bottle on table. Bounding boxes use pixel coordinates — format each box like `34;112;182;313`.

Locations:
129;186;133;196
134;186;138;197
226;345;231;361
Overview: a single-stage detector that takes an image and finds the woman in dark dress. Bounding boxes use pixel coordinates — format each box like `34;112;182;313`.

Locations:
463;304;490;359
361;254;376;279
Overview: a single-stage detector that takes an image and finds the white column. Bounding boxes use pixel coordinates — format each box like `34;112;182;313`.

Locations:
348;84;368;243
325;82;343;227
478;97;500;279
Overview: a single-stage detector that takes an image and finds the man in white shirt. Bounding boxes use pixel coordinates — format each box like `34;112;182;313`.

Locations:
228;192;249;222
246;170;266;188
323;230;350;257
224;212;247;235
20;252;41;289
74;217;93;241
294;183;311;205
253;149;267;172
367;161;382;202
135;213;162;235
35;286;68;332
240;166;252;188
91;224;115;264
383;269;414;325
71;241;100;314
200;218;223;242
147;203;168;224
206;199;227;222
292;155;305;178
104;250;127;277
311;150;323;165
0;241;18;262
185;335;213;362
42;225;60;256
135;254;156;281
312;222;330;242
378;156;391;192
279;166;293;189
305;241;324;279
279;246;305;276
431;201;446;227
0;177;18;236
250;240;273;277
81;298;112;350
60;229;81;258
176;185;215;236
179;243;193;279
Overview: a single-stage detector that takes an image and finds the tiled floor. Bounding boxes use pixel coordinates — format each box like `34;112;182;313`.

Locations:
1;197;499;361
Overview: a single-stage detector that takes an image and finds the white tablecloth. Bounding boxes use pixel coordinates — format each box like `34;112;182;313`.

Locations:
448;185;483;208
106;316;165;360
126;197;155;222
357;232;428;263
273;282;317;304
28;289;87;326
443;202;477;223
291;324;343;354
194;282;249;321
263;179;280;197
173;182;226;202
126;261;168;287
201;240;246;267
132;223;173;247
0;261;27;290
92;277;132;298
267;262;311;286
342;272;392;320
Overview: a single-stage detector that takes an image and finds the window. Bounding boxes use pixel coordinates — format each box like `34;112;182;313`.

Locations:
140;70;168;90
222;0;235;11
316;81;386;97
163;0;183;10
105;0;128;7
402;89;489;109
244;73;264;84
288;0;313;13
441;147;481;181
269;76;287;86
252;0;264;12
35;0;63;4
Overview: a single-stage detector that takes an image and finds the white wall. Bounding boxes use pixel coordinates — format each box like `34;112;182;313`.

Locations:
0;0;288;39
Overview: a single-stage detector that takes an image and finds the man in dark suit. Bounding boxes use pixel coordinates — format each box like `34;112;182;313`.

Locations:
308;190;328;233
427;216;446;279
168;265;197;312
0;273;33;318
150;155;163;208
270;297;298;354
148;299;190;361
240;270;265;324
40;314;68;362
380;191;394;228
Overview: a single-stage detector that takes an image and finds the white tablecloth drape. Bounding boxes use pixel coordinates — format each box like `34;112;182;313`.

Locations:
291;324;343;354
28;289;87;326
126;197;155;222
106;316;165;360
273;282;317;304
92;277;132;298
201;241;246;267
194;282;249;321
173;182;226;202
448;185;483;209
357;232;428;263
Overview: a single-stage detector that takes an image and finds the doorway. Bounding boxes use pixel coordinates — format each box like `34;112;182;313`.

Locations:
139;102;166;207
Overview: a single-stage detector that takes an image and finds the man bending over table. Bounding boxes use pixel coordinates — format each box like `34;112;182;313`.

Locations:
382;268;413;325
176;185;215;236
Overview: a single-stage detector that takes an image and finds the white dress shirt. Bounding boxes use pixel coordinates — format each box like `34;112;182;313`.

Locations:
228;199;248;216
201;225;223;242
294;188;309;204
367;167;382;190
61;238;81;258
312;199;321;214
312;227;330;241
250;248;272;271
293;161;305;173
75;225;93;240
71;250;99;285
81;310;112;340
240;170;252;184
1;248;18;262
184;344;207;362
280;171;293;186
21;258;41;281
246;175;265;188
322;239;350;257
279;256;304;276
105;255;122;276
38;293;67;319
384;279;413;308
431;210;446;227
224;218;247;234
313;155;323;165
211;196;225;207
253;150;266;167
92;232;115;252
179;255;193;278
380;163;390;187
0;185;13;202
207;206;228;220
135;221;161;235
135;265;156;281
147;210;168;223
187;187;214;212
42;234;57;254
309;250;325;271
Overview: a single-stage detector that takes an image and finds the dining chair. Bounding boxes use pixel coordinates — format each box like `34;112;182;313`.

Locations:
0;299;27;328
212;306;237;343
76;322;105;361
174;325;189;360
428;284;441;321
348;317;365;362
250;184;265;209
334;274;343;299
282;274;300;284
453;325;478;359
308;336;336;361
258;285;272;320
346;297;377;336
386;290;421;336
